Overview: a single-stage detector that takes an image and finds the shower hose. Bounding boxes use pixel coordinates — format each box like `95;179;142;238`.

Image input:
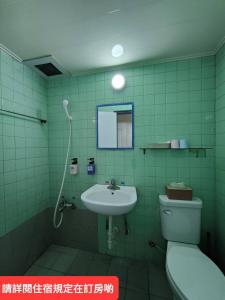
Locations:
53;118;72;228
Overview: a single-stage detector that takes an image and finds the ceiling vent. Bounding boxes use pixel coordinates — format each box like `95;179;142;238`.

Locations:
23;55;67;78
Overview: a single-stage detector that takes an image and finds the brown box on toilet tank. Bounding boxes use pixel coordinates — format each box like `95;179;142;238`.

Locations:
166;185;192;200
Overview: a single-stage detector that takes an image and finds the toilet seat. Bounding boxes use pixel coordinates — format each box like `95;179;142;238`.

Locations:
166;241;225;300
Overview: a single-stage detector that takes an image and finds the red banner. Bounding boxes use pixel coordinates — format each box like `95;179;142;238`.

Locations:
0;276;119;300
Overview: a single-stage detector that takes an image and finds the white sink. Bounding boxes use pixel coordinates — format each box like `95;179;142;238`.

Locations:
81;184;137;216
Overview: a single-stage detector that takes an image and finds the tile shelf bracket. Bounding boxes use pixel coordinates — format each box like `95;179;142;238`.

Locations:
140;147;212;157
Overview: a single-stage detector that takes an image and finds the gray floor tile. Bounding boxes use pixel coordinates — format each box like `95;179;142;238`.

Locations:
108;261;128;288
34;250;60;269
81;252;111;276
48;244;78;256
25;265;63;276
44;269;64;276
111;257;132;267
67;259;90;275
25;265;44;275
51;253;76;272
126;289;150;300
88;255;111;276
76;249;95;260
127;260;149;292
94;253;111;263
25;243;171;300
66;250;94;275
34;267;52;275
148;264;172;299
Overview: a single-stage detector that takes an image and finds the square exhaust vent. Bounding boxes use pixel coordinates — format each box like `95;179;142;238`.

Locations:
23;55;67;78
35;62;62;76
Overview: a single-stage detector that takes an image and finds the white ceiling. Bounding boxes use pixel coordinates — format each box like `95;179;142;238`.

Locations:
0;0;225;74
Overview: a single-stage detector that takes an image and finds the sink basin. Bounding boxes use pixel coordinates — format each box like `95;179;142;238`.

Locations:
81;184;137;216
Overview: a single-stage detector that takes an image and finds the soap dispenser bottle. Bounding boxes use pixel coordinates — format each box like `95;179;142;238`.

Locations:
87;158;95;175
70;158;78;175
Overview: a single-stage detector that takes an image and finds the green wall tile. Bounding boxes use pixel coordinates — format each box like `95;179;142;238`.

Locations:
47;55;216;266
0;50;49;237
216;43;225;271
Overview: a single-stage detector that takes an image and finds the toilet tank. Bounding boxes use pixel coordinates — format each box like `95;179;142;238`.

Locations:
159;195;202;244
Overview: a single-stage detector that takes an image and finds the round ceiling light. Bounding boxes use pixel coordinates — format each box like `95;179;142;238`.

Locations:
111;74;126;90
112;44;124;58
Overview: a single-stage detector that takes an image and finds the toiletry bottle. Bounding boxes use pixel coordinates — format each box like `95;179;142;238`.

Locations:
87;158;95;175
70;158;78;175
179;139;188;149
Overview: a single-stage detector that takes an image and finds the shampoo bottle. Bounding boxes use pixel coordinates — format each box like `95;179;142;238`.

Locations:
70;158;78;175
87;158;95;175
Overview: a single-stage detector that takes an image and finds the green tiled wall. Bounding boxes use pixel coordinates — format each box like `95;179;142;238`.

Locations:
48;56;216;264
0;50;49;236
216;44;225;271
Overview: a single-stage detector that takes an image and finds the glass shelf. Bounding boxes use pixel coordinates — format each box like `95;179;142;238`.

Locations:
140;147;212;157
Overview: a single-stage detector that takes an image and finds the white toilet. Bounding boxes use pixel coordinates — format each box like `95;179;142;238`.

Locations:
159;195;225;300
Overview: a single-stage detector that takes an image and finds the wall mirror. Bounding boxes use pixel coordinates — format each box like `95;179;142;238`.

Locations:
97;102;134;149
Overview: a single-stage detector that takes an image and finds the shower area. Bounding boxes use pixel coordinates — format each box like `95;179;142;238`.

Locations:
0;49;50;274
0;49;99;275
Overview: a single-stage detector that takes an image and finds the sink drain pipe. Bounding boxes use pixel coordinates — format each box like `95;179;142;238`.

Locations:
108;216;113;250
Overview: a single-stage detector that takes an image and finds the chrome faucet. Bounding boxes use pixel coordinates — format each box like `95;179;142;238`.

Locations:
58;197;76;212
107;179;120;190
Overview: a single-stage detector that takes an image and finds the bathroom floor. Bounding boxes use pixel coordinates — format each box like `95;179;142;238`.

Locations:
25;245;172;300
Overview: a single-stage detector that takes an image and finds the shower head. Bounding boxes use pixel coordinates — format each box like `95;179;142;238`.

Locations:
63;99;72;120
63;99;69;106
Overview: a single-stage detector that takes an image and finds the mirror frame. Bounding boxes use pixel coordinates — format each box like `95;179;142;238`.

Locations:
96;102;134;150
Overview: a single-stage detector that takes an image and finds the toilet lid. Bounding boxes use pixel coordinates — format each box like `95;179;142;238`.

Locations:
167;243;225;300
